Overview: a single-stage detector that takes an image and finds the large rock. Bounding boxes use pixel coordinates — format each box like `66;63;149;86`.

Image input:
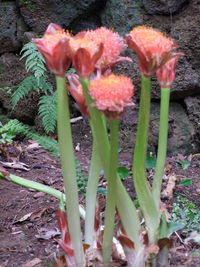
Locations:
122;102;194;155
142;0;189;15
150;102;194;155
0;86;39;124
0;2;21;53
184;96;200;152
0;53;27;87
110;0;200;100
0;53;39;124
18;0;106;34
101;0;143;36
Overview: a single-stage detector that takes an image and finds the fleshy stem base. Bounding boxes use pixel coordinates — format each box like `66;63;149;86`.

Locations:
56;76;84;265
152;87;170;209
132;74;159;243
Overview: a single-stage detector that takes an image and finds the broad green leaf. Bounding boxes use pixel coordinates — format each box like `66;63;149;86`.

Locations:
179;178;192;186
177;160;190;169
117;166;130;179
146;154;157;169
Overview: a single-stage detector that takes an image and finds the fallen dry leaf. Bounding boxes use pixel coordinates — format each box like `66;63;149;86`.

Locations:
22;258;41;267
35;228;60;240
15;207;47;223
162;173;177;199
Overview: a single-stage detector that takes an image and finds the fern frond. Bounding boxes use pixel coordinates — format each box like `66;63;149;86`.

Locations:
25;131;60;157
0;119;29;135
0;119;60;158
38;75;53;94
12;75;53;106
12;75;39;106
20;41;46;81
38;92;57;134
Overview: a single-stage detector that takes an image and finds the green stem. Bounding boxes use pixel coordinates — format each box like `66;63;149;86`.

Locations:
8;174;85;219
85;136;102;245
103;120;119;264
132;75;159;243
152;88;170;210
56;77;84;265
80;78;142;251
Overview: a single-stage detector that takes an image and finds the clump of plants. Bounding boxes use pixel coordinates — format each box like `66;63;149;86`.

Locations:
172;196;200;233
1;24;185;266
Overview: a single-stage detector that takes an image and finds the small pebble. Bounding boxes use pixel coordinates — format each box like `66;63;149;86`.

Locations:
33;192;45;198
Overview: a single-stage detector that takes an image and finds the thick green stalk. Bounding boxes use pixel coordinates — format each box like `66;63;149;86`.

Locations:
103;120;119;264
85;137;102;245
80;78;142;251
132;75;159;243
152;88;170;210
9;174;86;219
56;77;84;265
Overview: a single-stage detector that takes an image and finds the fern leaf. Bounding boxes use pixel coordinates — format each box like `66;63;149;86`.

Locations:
20;41;46;79
38;92;57;134
38;76;53;94
12;76;39;106
0;119;60;158
26;131;60;157
0;119;29;135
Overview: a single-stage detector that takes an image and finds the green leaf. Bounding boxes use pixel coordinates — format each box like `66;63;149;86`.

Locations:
117;166;130;179
38;92;57;133
179;178;192;186
177;160;190;169
146;154;157;169
167;221;185;237
67;68;76;74
97;187;107;195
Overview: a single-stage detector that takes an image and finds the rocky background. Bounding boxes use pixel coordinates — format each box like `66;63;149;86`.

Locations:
0;0;199;155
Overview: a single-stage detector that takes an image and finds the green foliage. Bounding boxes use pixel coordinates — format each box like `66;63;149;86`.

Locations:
12;75;53;107
20;41;46;82
171;196;200;233
12;41;56;134
178;178;192;186
0;119;60;157
38;92;57;134
177;159;191;170
117;166;130;179
76;160;88;195
0;119;29;135
146;153;157;169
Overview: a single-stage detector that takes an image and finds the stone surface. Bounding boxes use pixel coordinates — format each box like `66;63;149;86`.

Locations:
0;53;39;124
18;0;106;34
0;2;21;53
0;86;40;124
184;96;200;152
142;0;189;15
101;0;143;36
122;102;194;155
150;102;194;155
0;53;28;87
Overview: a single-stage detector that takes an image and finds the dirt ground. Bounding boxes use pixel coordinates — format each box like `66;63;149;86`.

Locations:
0;122;200;267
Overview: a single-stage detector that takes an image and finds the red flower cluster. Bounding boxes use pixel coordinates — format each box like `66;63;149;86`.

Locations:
33;24;71;77
126;26;179;77
89;74;134;119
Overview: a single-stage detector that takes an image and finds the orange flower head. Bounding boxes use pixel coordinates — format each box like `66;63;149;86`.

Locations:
126;26;178;77
67;73;88;116
77;27;127;70
32;23;71;77
156;53;183;88
89;74;134;119
68;37;103;78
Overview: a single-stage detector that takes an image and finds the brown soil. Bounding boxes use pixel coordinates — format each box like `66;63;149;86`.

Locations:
0;123;200;267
